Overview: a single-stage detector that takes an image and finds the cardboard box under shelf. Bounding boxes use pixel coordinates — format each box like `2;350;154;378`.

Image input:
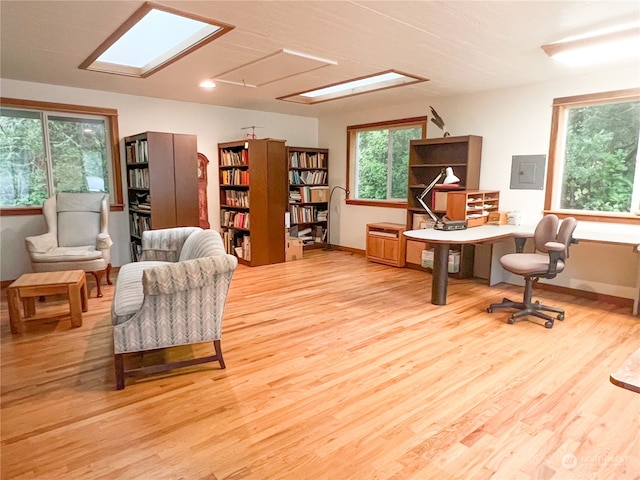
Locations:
421;249;460;273
286;237;304;261
310;187;329;203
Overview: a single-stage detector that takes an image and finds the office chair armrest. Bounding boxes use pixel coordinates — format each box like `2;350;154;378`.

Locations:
513;231;533;253
545;241;565;275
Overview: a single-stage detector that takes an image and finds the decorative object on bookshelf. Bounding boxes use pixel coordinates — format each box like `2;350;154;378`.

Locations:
324;186;349;251
416;166;460;223
429;106;450;137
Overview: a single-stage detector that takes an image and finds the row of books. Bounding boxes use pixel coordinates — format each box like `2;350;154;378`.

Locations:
222;190;249;208
129;212;151;237
128;168;149;189
221;209;250;229
289;169;327;185
289;205;328;224
222;230;251;261
125;140;149;164
290;225;325;244
220;148;249;166
221;168;249;185
289;151;327;169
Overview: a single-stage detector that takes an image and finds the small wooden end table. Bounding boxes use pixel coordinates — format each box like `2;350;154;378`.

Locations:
7;270;88;334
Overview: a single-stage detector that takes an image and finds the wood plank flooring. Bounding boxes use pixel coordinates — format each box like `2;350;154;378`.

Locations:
1;250;639;479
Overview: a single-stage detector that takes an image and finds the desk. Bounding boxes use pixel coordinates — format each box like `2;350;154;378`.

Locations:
571;225;640;315
404;225;528;305
610;347;640;394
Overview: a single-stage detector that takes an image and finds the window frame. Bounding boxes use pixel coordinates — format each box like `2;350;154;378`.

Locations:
346;116;427;208
544;87;640;225
0;97;123;216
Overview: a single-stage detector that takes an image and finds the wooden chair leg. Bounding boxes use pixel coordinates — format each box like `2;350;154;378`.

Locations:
91;270;104;298
114;354;125;390
106;263;113;285
214;339;226;369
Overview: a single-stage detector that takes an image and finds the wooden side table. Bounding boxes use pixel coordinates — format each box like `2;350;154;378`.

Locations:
610;347;640;394
366;223;406;267
7;270;88;334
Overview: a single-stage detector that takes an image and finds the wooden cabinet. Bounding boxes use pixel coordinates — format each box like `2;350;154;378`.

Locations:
287;146;329;249
218;139;287;267
366;223;406;267
406;135;482;231
124;131;199;260
446;190;500;227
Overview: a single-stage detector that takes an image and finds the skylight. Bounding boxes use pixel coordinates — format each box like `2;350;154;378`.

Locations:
80;3;234;78
278;70;428;104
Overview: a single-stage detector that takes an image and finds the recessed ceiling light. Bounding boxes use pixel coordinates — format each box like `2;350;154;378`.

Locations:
200;80;217;89
278;70;428;104
542;23;640;67
79;2;234;78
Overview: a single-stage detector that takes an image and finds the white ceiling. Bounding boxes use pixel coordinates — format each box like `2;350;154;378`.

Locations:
1;1;639;118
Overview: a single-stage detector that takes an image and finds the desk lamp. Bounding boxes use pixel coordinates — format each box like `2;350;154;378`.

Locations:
416;167;460;222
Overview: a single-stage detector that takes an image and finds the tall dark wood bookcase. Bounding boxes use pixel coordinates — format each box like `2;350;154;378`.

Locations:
405;135;482;271
124;131;199;260
287;146;329;249
218;139;287;266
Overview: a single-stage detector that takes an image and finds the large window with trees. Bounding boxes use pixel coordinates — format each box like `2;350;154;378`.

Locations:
347;117;426;207
546;88;640;223
0;98;122;214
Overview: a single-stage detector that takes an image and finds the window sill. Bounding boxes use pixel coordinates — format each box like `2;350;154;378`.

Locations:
346;199;407;209
544;209;640;225
1;204;125;216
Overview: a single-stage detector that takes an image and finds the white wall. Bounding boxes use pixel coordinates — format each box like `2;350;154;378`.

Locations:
318;65;640;301
0;79;318;281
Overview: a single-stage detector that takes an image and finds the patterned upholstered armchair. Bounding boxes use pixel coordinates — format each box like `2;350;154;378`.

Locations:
24;192;113;297
111;227;237;390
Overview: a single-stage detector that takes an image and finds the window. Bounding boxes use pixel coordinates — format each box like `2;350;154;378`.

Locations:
0;98;123;214
546;88;640;222
347;117;426;207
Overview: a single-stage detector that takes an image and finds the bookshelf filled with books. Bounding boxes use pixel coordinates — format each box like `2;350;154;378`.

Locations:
218;139;287;266
287;146;329;249
124;131;199;261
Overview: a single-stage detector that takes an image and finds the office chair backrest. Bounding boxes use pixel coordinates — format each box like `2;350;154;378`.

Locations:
556;217;577;259
533;214;559;254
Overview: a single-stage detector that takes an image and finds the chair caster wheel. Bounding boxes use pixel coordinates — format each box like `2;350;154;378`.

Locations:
487;307;493;313
545;321;554;329
557;313;564;321
507;317;515;324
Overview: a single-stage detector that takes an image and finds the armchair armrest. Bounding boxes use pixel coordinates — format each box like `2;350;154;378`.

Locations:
141;227;201;262
142;255;238;296
24;233;57;254
96;233;113;250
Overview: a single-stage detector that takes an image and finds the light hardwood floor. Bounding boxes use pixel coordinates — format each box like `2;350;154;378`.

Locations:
1;250;639;480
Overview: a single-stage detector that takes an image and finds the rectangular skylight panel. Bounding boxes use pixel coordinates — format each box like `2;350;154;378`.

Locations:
97;10;219;68
279;70;428;104
80;3;234;77
300;72;405;98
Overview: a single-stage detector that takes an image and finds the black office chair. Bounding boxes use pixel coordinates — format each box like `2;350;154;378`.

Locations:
487;214;578;328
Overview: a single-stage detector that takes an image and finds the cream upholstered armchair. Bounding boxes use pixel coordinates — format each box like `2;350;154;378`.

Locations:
24;192;113;297
111;227;237;390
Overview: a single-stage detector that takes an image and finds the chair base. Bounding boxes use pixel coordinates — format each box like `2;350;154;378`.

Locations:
114;339;225;390
487;297;565;329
